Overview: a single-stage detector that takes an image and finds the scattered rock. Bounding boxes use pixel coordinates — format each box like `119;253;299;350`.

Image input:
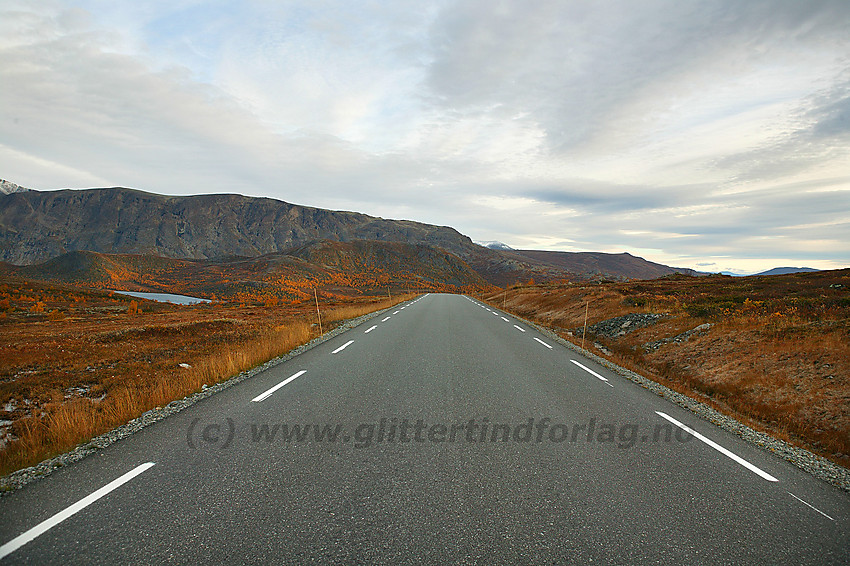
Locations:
178;363;192;369
644;323;712;353
64;385;91;399
593;342;612;355
0;420;16;450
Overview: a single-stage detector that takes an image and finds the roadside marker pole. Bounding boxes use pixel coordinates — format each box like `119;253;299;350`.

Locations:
314;287;323;335
582;301;589;351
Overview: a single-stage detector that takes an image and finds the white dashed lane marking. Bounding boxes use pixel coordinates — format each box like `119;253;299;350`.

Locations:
0;463;157;560
570;359;612;386
331;340;355;354
252;370;307;402
655;411;778;482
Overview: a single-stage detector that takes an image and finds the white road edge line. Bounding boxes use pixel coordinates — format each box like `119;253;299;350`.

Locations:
655;411;779;482
533;337;553;349
570;359;614;387
788;492;834;521
332;340;355;354
364;325;377;334
513;325;526;332
252;370;307;402
381;317;391;322
0;462;156;560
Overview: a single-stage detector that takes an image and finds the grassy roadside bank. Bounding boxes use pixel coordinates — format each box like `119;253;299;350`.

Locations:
0;282;413;476
478;270;849;469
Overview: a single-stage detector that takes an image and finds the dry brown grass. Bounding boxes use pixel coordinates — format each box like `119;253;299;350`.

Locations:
478;271;850;468
0;282;411;476
1;321;315;473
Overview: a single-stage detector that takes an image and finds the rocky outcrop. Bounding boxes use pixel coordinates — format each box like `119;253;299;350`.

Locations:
575;313;667;339
643;323;712;352
572;312;712;353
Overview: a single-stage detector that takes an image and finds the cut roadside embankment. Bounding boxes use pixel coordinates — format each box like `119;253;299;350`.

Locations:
0;293;415;485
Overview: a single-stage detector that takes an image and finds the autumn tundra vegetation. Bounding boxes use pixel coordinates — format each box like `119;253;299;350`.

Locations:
478;269;850;468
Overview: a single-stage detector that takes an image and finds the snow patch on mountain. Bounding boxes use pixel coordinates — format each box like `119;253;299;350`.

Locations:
0;180;30;195
474;240;514;251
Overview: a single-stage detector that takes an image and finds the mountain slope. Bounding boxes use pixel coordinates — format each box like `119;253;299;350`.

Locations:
8;241;489;299
513;250;703;280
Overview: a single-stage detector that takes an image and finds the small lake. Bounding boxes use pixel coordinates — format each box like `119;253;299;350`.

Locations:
111;291;211;305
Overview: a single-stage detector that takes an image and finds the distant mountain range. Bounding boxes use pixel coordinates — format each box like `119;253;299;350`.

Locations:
754;267;820;276
0;186;702;284
720;267;820;277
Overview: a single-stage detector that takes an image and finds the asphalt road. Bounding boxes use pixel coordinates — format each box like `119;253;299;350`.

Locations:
0;293;847;564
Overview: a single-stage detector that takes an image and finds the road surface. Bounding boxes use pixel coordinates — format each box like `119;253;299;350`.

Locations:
0;294;847;564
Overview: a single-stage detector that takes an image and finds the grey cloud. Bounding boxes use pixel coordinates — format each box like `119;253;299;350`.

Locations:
808;82;850;139
506;173;848;264
426;0;850;152
708;77;850;188
523;180;716;216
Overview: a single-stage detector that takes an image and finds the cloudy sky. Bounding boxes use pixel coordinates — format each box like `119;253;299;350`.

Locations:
1;1;848;273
